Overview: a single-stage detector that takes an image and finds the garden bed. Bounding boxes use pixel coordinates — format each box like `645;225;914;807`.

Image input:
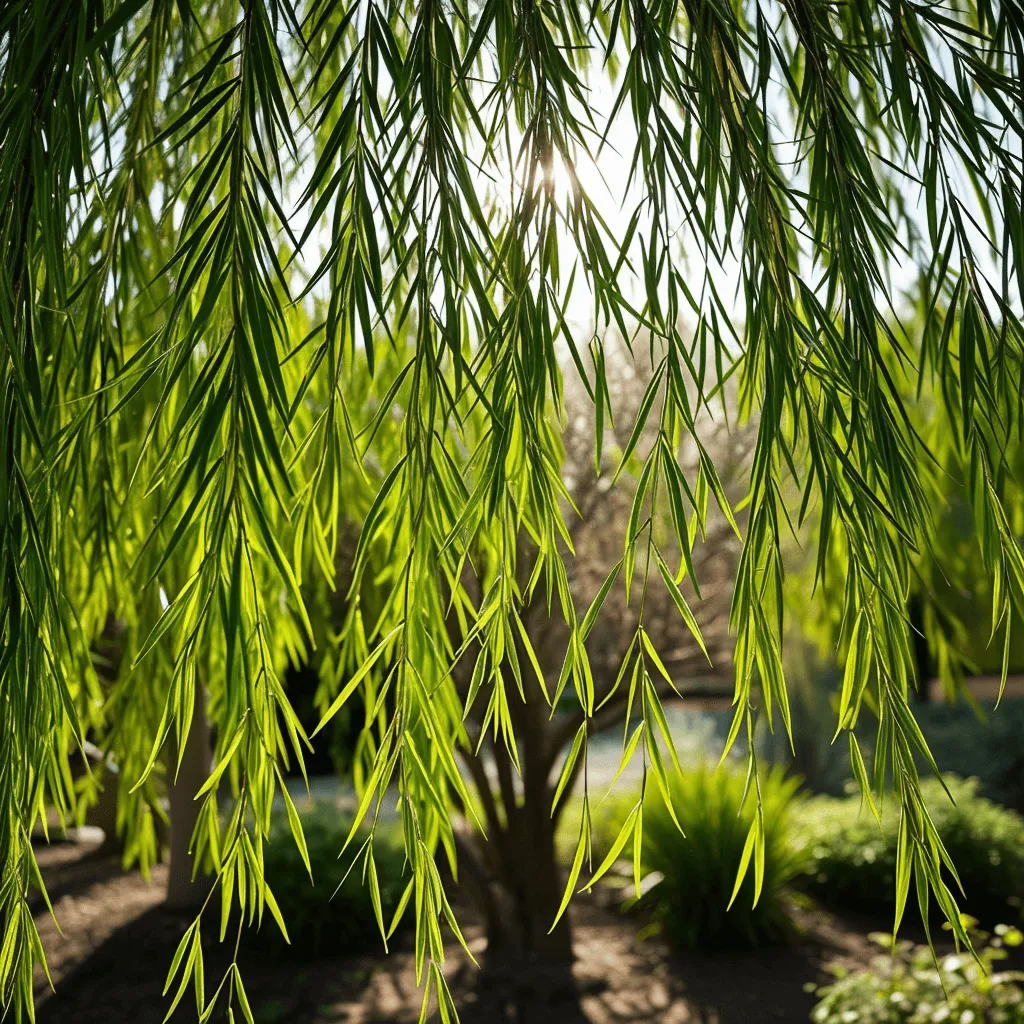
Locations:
33;837;904;1024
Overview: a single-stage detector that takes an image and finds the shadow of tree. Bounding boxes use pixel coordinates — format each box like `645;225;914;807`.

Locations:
655;943;822;1024
38;905;201;1023
33;843;844;1024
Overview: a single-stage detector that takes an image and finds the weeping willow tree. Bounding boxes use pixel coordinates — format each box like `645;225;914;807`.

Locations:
2;0;1023;1020
791;305;1024;688
428;351;745;983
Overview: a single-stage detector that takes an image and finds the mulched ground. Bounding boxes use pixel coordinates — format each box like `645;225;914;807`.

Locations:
31;837;889;1024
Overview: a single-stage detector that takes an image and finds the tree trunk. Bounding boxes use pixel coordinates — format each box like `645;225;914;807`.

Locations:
165;685;212;910
459;701;589;1023
453;578;590;1020
484;798;573;967
464;806;587;1024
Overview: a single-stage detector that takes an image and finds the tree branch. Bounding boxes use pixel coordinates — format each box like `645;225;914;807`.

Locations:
545;668;734;778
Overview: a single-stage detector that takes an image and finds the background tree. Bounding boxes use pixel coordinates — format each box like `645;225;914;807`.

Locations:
1;2;1023;1022
401;342;747;980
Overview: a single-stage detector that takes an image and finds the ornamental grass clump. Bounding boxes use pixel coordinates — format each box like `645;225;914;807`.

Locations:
624;765;806;949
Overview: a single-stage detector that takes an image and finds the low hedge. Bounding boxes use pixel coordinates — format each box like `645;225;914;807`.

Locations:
244;800;409;960
793;776;1024;924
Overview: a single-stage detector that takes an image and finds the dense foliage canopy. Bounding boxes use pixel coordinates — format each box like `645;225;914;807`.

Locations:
2;0;1023;1020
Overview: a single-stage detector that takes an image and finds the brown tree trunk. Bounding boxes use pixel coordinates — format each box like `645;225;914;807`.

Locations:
493;693;572;958
460;808;584;1024
456;695;588;1023
165;685;212;910
451;559;591;1020
483;795;573;967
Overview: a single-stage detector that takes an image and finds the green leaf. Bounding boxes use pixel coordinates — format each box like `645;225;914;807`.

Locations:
313;623;404;736
727;815;760;912
551;723;587;814
585;802;641;891
551;810;590;933
279;783;312;881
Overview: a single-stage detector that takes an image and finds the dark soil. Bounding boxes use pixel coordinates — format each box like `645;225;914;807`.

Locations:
32;837;889;1024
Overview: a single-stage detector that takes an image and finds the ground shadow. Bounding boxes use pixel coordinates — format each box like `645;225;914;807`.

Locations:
38;905;206;1024
28;838;126;913
659;943;821;1024
450;960;594;1024
32;843;891;1024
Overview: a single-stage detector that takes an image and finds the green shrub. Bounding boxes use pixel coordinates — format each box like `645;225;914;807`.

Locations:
244;800;409;960
794;776;1024;924
632;764;807;949
811;921;1024;1024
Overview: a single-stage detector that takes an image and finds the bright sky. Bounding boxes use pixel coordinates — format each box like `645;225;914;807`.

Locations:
260;23;1019;376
